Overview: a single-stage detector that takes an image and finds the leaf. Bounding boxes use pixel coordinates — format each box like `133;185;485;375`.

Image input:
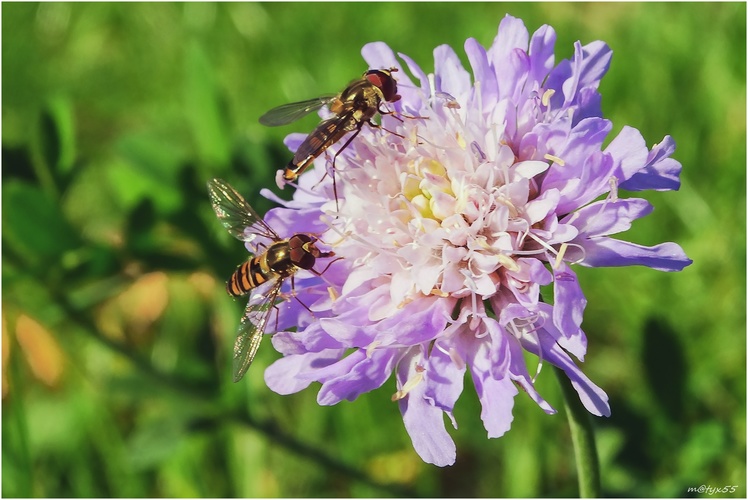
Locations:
183;40;231;170
115;132;185;185
38;96;76;176
642;317;687;420
106;158;181;215
127;417;186;470
2;180;81;264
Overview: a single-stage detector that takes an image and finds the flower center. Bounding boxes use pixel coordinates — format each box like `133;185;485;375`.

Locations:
401;158;456;222
325;87;558;302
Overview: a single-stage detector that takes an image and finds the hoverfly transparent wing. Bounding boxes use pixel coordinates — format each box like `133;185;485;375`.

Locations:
232;279;284;382
291;113;358;165
207;178;279;243
259;95;337;127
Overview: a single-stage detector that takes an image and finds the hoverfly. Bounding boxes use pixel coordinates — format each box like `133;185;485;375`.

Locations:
207;178;335;382
259;68;402;184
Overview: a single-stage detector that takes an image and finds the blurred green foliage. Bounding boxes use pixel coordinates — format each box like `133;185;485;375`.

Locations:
2;2;745;497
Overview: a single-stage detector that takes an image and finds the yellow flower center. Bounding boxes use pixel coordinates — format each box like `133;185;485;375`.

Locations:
402;159;455;221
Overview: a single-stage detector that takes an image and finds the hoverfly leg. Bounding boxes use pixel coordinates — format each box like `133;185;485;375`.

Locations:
332;170;340;214
311;255;343;277
368;120;405;140
328;125;364;213
403;112;429;121
308;155;340;214
288;275;316;316
330;126;363;171
250;240;269;256
378;106;429;122
379;108;404;124
377;112;429;147
271;299;281;333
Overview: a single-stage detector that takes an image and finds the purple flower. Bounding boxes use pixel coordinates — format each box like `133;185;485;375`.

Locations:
260;15;692;466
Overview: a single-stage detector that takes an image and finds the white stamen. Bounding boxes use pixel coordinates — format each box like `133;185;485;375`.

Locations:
497;253;521;272
576;176;624;238
435;342;450;356
391;370;424;401
434;91;460;109
474;236;491;250
505;319;547;383
475;80;483;114
541;89;555;107
532;349;544;383
434;342;466;369
511;248;550;257
469;293;481;331
449;347;466;370
525;231;560;257
353;251;373;267
506;319;523;339
412;130;463;152
460;269;480;294
495;196;519;217
366;341;381;358
511;219;531;247
553;243;568;270
409;125;420;146
544;153;565;166
459;130;471;149
608;176;619;201
397;297;414;309
321;217;400;259
428;73;437;105
474;322;489;338
563;242;587;265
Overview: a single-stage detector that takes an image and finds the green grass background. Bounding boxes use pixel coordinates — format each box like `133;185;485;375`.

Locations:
3;2;745;497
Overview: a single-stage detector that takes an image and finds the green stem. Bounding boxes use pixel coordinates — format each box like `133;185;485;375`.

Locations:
554;366;601;498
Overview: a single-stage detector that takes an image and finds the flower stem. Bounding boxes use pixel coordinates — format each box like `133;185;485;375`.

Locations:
554;366;601;498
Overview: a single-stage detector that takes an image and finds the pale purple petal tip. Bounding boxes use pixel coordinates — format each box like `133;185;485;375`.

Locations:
579;238;693;272
398;352;457;466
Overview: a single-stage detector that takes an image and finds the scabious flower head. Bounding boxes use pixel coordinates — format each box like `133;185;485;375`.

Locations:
259;15;692;466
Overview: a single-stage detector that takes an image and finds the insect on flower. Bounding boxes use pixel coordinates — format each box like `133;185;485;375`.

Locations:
258;16;693;467
259;68;402;185
207;178;336;382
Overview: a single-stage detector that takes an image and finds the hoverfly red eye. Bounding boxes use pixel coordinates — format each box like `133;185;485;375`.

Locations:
365;70;385;88
294;252;316;270
366;69;400;102
289;234;312;248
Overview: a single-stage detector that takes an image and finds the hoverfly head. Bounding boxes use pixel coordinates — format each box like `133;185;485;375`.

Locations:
365;68;401;103
289;234;319;270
